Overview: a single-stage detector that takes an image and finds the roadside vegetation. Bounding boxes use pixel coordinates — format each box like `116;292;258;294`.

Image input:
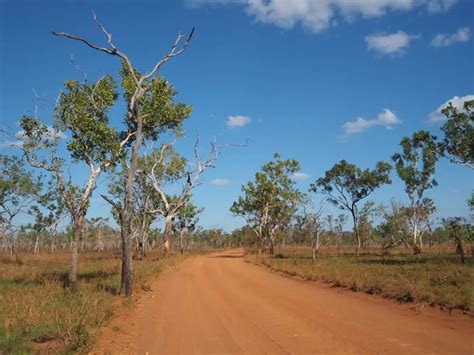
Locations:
245;246;473;312
0;250;188;353
0;10;472;354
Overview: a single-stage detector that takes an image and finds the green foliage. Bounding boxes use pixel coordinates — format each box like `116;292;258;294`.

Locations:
440;100;474;168
0;154;42;229
392;130;439;201
120;62;192;141
139;145;187;183
174;200;202;234
311;160;392;211
230;153;303;232
55;77;121;167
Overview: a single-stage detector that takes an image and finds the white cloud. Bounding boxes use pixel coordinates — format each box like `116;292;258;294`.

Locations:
292;172;310;181
428;94;474;122
4;127;67;148
365;31;419;55
426;0;457;13
210;178;232;186
343;109;401;136
188;0;454;33
431;27;471;47
227;115;251;128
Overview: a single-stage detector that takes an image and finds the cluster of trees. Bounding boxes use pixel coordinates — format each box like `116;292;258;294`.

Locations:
231;100;473;261
1;14;472;299
0;15;219;296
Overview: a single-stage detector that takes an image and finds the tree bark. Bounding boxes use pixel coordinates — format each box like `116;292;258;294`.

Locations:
121;111;144;297
351;209;360;257
312;230;320;261
163;215;173;256
269;237;275;256
69;215;84;292
34;234;40;254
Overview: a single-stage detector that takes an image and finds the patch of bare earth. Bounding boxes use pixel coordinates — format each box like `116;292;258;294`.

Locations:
92;249;474;354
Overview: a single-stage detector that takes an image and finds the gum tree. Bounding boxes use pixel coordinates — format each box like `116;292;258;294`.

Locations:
231;153;302;256
392;130;439;255
310;160;392;256
19;76;120;291
53;13;193;296
440;100;474;169
142;140;218;255
0;154;42;254
173;200;202;254
28;178;67;253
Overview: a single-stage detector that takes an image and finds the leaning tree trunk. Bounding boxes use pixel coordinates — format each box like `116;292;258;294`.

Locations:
69;215;84;292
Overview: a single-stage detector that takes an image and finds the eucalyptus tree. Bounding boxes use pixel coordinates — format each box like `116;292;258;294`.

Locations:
29;178;67;253
392;130;439;255
0;154;42;254
173;200;202;254
19;75;121;291
442;217;470;264
439;100;474;169
301;202;326;260
334;214;347;248
142;140;218;255
85;217;110;252
53;13;193;296
230;153;302;256
357;201;380;249
310;160;392;256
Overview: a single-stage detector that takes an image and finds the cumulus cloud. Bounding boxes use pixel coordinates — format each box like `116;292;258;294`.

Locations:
343;109;401;136
3;127;67;148
227;115;251;128
292;172;310;181
428;95;474;122
210;178;232;186
187;0;453;33
365;31;419;55
426;0;457;13
431;27;471;47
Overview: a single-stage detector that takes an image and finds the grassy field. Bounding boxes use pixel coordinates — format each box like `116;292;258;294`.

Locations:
0;250;187;354
246;245;474;312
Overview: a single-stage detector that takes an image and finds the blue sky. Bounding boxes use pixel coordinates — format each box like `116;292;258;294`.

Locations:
1;0;473;231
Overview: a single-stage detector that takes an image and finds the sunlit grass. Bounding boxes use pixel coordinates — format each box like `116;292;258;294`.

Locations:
0;250;186;353
246;245;473;312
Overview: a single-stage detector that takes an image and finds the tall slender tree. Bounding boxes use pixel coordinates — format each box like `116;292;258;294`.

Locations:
310;160;392;256
392;130;439;255
53;13;193;296
0;154;42;254
20;76;121;291
231;153;302;256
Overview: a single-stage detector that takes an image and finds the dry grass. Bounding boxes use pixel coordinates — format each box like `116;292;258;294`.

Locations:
0;250;188;354
246;245;474;313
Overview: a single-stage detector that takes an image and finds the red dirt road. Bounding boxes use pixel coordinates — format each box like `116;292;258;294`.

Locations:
104;249;473;354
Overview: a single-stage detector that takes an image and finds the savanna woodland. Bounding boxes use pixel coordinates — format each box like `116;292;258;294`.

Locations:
1;1;473;353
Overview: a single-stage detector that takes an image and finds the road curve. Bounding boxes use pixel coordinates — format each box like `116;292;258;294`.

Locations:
133;249;472;354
